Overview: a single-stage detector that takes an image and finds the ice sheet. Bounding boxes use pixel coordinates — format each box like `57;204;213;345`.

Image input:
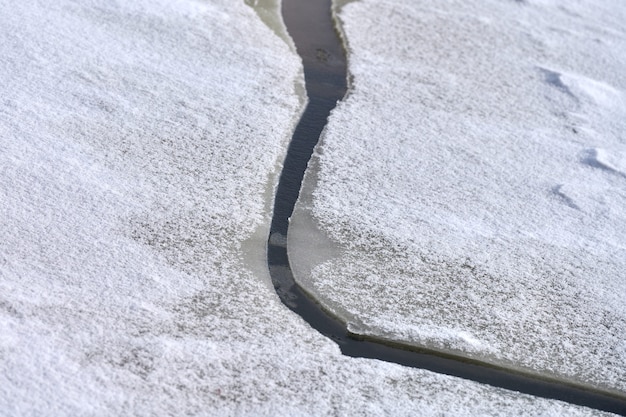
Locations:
0;0;618;414
290;0;626;393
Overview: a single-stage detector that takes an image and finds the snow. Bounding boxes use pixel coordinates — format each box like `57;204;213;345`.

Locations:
587;147;626;177
0;0;619;415
290;0;626;395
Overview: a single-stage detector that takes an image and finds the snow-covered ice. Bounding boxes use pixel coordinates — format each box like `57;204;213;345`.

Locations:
0;0;620;414
290;0;626;394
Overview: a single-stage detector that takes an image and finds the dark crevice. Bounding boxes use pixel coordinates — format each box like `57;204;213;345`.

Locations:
267;0;626;414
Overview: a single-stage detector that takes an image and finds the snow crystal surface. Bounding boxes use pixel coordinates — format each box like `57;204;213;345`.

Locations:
0;0;619;415
290;0;626;394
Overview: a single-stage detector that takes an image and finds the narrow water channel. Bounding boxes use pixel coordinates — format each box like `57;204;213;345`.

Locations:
266;0;626;414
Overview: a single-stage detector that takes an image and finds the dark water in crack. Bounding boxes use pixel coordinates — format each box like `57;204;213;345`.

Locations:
266;0;626;414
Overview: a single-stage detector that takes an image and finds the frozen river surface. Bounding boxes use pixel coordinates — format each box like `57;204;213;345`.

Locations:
0;0;622;415
290;0;626;396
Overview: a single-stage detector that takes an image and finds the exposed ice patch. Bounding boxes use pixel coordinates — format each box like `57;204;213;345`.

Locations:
245;0;297;52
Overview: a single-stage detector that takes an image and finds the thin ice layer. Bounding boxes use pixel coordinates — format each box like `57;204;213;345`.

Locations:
291;0;626;393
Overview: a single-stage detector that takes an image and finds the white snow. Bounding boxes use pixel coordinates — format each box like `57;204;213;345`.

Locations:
587;147;626;177
290;0;626;394
0;0;619;415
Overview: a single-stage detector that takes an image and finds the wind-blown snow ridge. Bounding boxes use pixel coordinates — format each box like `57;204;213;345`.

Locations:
585;148;626;178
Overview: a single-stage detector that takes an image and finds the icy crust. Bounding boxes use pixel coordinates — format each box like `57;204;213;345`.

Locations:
0;0;609;415
295;0;626;393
